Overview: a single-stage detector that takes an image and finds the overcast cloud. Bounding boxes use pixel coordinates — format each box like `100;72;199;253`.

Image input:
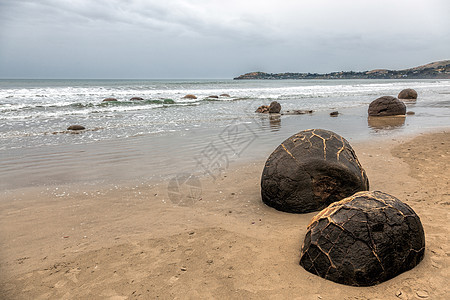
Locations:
0;0;449;79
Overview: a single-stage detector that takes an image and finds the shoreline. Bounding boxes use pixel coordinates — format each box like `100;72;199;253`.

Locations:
1;129;449;299
2;103;449;192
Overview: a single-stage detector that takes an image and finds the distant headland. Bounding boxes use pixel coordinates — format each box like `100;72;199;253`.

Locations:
234;60;450;80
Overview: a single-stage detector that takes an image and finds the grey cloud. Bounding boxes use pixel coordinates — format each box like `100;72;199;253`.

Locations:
0;0;449;78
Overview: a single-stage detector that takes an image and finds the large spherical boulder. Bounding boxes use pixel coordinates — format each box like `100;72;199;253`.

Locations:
299;191;425;286
269;101;281;113
368;96;406;116
261;129;369;213
398;88;418;100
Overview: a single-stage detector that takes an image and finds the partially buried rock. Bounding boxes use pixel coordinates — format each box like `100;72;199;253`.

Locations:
282;110;314;115
255;105;270;113
368;96;406;116
398;88;418;100
220;94;230;97
183;94;197;99
261;129;369;213
67;125;85;131
299;191;425;286
330;111;339;117
103;98;118;102
269;101;281;113
130;97;144;101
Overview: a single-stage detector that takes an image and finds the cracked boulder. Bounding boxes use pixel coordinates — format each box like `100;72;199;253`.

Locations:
261;129;369;213
299;191;425;286
368;96;406;116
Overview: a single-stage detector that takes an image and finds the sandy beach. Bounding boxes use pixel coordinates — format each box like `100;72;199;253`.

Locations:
0;129;448;299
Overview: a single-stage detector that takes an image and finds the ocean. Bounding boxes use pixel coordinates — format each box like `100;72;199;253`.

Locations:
1;79;449;190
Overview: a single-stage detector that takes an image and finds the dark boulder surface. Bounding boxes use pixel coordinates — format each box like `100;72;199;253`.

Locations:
368;96;406;116
330;111;339;117
299;191;425;286
398;88;418;100
269;101;281;113
261;129;369;213
130;97;144;101
67;125;85;131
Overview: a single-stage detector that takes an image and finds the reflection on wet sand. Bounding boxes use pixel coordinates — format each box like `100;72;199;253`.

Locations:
269;114;281;131
368;115;406;130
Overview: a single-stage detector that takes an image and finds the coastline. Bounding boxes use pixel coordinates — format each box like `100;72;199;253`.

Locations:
1;129;449;299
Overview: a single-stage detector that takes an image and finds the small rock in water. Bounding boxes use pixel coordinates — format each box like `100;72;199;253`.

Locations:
330;111;339;117
183;94;197;99
102;98;118;102
406;111;415;115
255;105;270;113
130;97;144;101
269;101;281;113
220;94;230;97
67;125;85;131
282;110;313;115
207;95;219;99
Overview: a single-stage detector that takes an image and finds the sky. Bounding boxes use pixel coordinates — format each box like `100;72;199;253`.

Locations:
0;0;449;79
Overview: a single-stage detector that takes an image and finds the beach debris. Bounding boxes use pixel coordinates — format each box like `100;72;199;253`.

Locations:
220;93;230;97
398;88;418;100
255;105;270;113
261;129;369;213
330;111;339;117
102;97;118;102
183;94;197;99
368;96;406;116
67;125;85;131
300;191;425;286
130;97;144;101
281;110;313;115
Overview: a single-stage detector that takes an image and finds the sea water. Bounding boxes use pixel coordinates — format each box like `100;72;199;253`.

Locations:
1;79;449;189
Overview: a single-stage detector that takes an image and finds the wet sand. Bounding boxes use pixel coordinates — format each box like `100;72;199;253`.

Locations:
0;130;449;299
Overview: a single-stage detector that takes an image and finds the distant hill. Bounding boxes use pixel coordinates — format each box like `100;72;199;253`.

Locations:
234;60;450;80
